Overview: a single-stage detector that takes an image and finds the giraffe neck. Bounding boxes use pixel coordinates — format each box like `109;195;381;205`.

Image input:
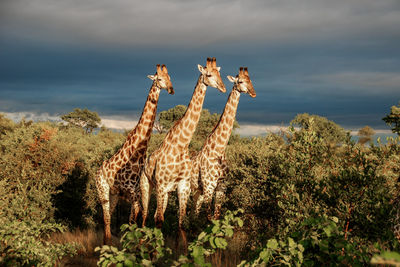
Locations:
168;75;207;148
116;82;160;161
206;89;241;153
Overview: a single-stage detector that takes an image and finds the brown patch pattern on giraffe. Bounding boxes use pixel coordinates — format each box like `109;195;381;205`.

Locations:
140;58;226;229
191;67;256;220
95;64;174;245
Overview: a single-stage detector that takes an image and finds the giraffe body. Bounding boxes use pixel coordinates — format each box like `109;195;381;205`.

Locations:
95;65;173;245
140;58;226;228
191;67;256;220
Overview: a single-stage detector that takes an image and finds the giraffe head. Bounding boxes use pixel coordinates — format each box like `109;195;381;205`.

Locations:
227;67;256;98
147;64;174;95
197;57;226;93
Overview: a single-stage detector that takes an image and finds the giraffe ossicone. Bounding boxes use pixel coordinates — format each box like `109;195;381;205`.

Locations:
140;57;226;230
95;64;173;245
191;66;256;220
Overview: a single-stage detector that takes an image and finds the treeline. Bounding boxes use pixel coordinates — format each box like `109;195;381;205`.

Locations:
0;106;399;265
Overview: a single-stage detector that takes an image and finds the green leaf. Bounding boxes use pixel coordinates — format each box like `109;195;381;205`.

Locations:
193;246;206;266
209;236;217;249
267;239;279;250
381;251;400;261
288;237;296;248
141;259;152;267
225;227;234;237
331;216;339;223
212;225;220;234
215;237;223;248
192;245;204;258
198;231;207;240
323;226;332;237
220;238;228;249
115;254;125;262
237;218;244;227
124;259;134;267
101;259;110;267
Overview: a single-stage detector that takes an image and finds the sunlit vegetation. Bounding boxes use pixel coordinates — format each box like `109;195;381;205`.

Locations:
0;106;399;266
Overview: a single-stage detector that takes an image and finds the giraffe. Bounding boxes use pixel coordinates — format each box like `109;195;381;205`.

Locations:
191;67;256;220
95;64;174;245
140;57;226;230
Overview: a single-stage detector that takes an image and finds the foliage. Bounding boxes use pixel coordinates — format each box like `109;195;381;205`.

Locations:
95;224;170;267
156;105;238;151
61;108;101;133
291;113;349;144
225;117;399;260
239;237;304;267
157;105;187;133
0;113;124;265
358;125;375;145
383;103;400;135
0;113;15;136
95;210;243;267
0;119;124;228
0;180;78;266
240;215;373;266
371;251;400;266
173;209;243;267
1;110;400;265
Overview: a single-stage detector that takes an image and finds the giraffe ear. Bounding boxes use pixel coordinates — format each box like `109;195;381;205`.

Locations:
147;75;156;80
227;75;237;83
197;64;206;74
216;66;221;71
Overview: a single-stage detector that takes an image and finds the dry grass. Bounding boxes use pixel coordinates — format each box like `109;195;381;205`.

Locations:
51;227;247;266
164;230;247;266
51;228;119;267
209;231;248;267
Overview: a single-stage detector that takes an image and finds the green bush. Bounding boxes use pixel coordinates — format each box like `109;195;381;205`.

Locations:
224;119;400;258
0;180;78;266
95;210;244;267
95;224;170;267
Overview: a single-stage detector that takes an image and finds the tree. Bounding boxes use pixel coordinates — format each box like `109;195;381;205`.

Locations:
382;103;400;135
155;105;239;151
61;108;101;133
358;125;375;145
0;113;15;136
156;105;187;133
290;113;349;144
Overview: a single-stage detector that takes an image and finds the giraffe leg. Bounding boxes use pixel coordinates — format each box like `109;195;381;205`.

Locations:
194;191;204;215
214;178;226;220
177;178;190;254
95;173;113;245
177;178;191;229
162;192;169;215
129;199;140;225
108;193;119;235
101;202;112;245
128;187;140;225
202;182;218;221
109;193;119;216
140;172;151;227
155;188;166;228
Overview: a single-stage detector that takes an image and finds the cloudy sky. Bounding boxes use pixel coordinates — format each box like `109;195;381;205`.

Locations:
1;0;399;134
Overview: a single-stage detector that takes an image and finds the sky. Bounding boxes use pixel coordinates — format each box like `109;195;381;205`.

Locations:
1;0;399;135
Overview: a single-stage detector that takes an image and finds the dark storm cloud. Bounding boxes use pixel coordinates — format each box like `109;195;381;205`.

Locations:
2;0;400;46
0;0;399;131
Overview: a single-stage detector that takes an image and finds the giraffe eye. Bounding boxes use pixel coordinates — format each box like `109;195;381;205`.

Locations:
238;81;243;84
206;74;212;77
